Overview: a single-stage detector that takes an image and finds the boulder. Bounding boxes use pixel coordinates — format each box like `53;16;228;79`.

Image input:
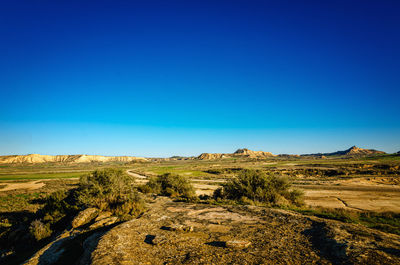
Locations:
89;217;118;230
71;208;98;228
94;211;113;222
225;240;251;249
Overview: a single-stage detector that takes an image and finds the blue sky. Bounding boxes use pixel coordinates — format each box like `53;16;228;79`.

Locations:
1;0;399;157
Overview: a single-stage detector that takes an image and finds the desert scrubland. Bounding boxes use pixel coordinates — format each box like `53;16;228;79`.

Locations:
1;147;400;264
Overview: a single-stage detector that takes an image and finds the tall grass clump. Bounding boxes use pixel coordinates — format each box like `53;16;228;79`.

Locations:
214;169;303;206
139;173;196;199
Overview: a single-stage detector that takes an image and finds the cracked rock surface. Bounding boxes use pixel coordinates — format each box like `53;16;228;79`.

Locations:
21;196;400;264
87;197;400;265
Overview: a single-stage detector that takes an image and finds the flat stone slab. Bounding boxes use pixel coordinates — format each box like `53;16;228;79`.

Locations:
163;224;194;232
225;240;251;249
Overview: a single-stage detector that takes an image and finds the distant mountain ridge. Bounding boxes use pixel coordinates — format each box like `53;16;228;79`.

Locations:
0;146;387;163
304;146;386;157
197;146;386;160
0;154;147;164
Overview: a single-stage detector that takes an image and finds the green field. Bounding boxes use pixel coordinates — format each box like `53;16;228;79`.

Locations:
0;172;88;181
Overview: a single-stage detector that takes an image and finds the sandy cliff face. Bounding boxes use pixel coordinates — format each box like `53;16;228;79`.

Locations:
233;148;275;158
301;146;386;157
328;146;386;156
197;146;386;160
197;148;275;160
0;154;147;164
345;146;385;155
197;153;226;160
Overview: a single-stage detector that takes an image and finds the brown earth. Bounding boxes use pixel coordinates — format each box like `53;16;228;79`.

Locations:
24;197;400;264
0;180;46;192
303;188;400;212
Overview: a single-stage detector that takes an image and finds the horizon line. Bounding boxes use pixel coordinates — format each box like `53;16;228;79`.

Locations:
0;145;397;158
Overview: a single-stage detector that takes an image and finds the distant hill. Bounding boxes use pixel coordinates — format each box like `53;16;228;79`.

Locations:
197;153;227;160
197;146;386;160
1;146;387;164
0;154;147;164
198;148;275;160
233;148;275;158
303;146;386;157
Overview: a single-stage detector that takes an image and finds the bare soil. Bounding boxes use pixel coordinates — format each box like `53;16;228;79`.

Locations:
86;197;400;264
0;180;45;192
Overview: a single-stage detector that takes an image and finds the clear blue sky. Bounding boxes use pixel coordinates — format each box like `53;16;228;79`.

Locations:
1;0;399;157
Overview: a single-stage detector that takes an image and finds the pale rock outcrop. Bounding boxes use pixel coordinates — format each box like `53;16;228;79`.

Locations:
0;154;147;164
197;153;226;160
225;240;251;249
71;208;99;228
197;148;275;160
233;148;275;158
89;217;118;230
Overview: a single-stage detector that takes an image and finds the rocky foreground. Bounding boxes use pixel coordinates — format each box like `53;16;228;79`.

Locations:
23;197;400;265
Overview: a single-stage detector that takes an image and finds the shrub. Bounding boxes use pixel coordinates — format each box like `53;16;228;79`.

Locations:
29;219;52;241
41;190;78;224
214;169;303;206
76;168;145;219
140;173;196;199
212;187;224;200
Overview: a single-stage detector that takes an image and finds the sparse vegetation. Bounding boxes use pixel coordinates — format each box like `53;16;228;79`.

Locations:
3;169;145;245
213;169;304;206
139;173;196;199
29;219;52;241
40;190;78;227
290;206;400;235
1;155;400;264
75;168;145;219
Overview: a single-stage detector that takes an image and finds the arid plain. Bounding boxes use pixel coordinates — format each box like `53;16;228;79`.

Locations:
1;147;400;264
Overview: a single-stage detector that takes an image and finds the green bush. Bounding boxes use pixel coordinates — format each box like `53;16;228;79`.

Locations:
41;190;78;224
76;168;145;219
29;219;52;241
38;169;145;225
214;169;303;206
140;173;195;199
